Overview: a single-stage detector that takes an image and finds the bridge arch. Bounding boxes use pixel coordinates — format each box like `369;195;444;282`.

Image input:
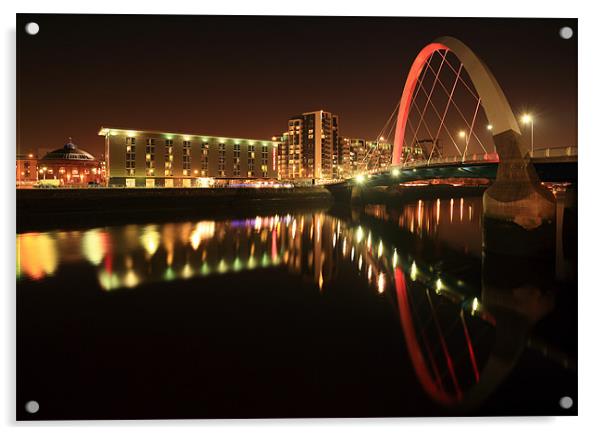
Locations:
392;36;522;165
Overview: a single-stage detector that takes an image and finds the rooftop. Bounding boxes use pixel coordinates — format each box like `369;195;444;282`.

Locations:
98;127;279;146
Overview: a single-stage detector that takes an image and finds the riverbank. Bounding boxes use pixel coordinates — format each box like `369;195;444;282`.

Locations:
17;187;333;232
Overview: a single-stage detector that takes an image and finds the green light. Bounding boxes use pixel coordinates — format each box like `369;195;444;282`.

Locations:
261;253;269;267
392;168;400;177
355;174;366;184
200;263;211;276
164;267;176;281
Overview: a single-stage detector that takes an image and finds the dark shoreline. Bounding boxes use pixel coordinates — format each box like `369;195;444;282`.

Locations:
16;187;334;233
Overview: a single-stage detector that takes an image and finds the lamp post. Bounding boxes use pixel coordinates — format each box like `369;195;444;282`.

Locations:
521;114;534;155
458;130;468;162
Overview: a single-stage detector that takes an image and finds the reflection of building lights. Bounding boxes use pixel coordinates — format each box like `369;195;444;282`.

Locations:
81;229;107;265
377;240;383;258
190;221;215;250
182;264;193;278
356;226;364;243
319;272;324;290
351;246;355;261
472;297;479;312
378;273;385;294
123;270;139;288
140;226;160;257
98;270;120;291
358;255;363;270
218;259;228;273
368;265;372;281
248;255;256;269
200;263;211;275
410;261;418;281
17;233;59;281
392;249;398;268
342;238;347;256
436;278;443;293
261;253;270;267
164;267;176;281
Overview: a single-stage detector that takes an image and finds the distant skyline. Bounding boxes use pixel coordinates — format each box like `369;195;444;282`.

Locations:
17;14;577;156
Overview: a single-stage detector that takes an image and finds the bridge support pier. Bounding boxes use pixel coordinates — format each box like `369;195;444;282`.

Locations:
483;130;556;256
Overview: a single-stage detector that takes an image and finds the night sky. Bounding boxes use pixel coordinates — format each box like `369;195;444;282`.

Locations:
17;14;577;157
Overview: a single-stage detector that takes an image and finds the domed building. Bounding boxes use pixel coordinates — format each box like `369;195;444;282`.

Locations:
38;139;105;186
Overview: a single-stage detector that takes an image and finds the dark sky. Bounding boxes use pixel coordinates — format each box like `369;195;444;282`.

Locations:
17;14;577;157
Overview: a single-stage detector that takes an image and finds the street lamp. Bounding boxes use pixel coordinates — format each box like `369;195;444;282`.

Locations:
458;130;468;161
521;114;534;155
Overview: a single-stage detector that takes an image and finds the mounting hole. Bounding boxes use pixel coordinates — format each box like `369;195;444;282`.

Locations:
25;22;40;35
25;400;39;414
559;396;573;409
559;26;573;40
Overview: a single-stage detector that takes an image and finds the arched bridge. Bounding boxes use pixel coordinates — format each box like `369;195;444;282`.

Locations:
327;36;577;231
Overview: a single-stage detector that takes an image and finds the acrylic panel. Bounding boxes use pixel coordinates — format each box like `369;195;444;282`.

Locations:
16;14;577;420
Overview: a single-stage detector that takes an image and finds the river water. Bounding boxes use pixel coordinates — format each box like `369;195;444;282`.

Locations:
16;193;577;419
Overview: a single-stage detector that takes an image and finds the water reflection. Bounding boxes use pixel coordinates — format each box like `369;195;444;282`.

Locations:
16;196;575;414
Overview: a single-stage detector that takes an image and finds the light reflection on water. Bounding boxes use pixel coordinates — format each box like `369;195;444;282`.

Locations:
16;195;576;415
16;198;483;298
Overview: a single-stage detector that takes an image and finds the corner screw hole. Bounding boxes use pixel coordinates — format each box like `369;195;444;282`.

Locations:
25;22;39;35
559;396;573;409
25;400;39;414
559;27;573;40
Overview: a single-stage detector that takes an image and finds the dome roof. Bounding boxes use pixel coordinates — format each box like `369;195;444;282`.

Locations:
41;139;96;162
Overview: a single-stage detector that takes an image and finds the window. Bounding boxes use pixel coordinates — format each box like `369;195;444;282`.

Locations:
218;143;226;176
183;140;191;176
247;145;255;176
165;139;173;176
145;138;155;176
126;139;137;176
261;145;269;177
200;142;209;175
233;143;241;176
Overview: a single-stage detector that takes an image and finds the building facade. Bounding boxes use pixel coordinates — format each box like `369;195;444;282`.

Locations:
100;127;279;187
348;138;368;175
281;110;339;181
37;140;104;186
16;153;38;186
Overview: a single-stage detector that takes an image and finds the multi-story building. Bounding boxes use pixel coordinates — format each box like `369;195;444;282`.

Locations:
348;138;368;175
282;110;339;181
99;127;279;187
365;139;392;169
16;153;37;186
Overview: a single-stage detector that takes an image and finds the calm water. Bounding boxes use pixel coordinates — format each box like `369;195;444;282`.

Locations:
16;194;577;419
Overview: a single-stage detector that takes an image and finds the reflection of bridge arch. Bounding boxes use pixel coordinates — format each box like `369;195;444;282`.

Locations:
392;36;521;166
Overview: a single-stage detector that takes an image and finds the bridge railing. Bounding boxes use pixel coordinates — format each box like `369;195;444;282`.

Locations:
529;146;577;159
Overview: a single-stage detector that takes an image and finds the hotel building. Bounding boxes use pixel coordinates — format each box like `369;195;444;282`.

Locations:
99;127;279;187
